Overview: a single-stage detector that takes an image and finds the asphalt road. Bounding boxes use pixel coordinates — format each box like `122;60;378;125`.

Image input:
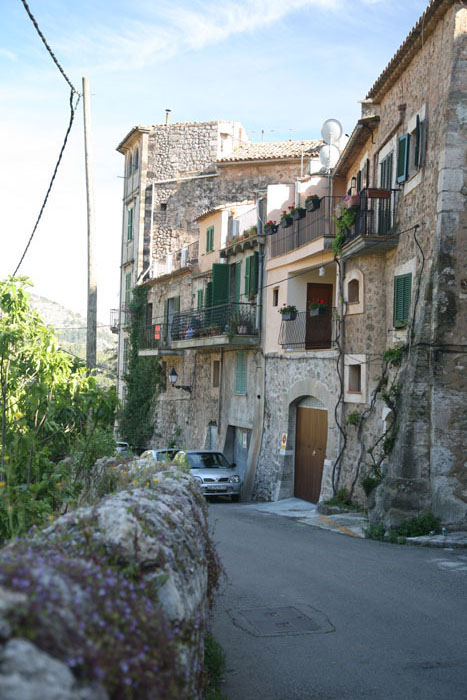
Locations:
209;502;467;700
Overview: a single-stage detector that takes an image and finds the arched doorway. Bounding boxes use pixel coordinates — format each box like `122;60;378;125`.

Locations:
294;396;328;503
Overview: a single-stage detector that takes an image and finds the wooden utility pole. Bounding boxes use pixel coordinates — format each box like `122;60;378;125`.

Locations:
82;76;97;370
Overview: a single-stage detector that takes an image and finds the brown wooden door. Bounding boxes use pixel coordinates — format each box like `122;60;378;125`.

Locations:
295;407;328;503
306;283;333;349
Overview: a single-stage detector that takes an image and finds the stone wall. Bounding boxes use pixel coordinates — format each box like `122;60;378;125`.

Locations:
0;457;220;699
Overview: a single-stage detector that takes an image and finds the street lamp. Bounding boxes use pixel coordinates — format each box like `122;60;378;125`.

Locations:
168;367;192;393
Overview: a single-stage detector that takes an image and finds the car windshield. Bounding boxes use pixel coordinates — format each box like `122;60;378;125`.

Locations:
187;452;231;469
155;450;178;462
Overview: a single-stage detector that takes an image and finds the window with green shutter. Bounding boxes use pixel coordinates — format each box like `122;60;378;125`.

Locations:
124;272;131;308
197;289;204;309
244;257;251;296
393;273;412;328
397;135;410;183
235;350;247;394
127;207;133;241
250;252;259;296
206;226;214;253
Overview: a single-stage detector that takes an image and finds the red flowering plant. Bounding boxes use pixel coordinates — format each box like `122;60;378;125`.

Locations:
308;299;328;312
279;302;298;315
280;206;294;222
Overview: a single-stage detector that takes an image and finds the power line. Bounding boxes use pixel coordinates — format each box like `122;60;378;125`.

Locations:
13;89;81;276
20;0;79;94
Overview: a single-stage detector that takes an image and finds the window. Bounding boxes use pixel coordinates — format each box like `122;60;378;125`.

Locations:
273;288;279;307
235;351;247;394
123;338;129;374
348;279;359;304
348;365;361;393
132;147;139;172
212;360;220;388
124;272;131;308
206;226;214;253
397;107;426;184
380;152;394;190
145;302;153;327
393;273;412;328
160;202;167;211
244;253;259;297
127;207;133;241
197;289;204;309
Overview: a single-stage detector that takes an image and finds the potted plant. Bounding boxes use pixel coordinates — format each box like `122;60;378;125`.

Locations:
281;208;294;228
305;194;321;212
345;193;361;208
264;220;278;235
308;300;328;316
290;205;306;221
279;303;298;321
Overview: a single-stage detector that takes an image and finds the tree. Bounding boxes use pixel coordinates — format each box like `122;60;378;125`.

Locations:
0;276;117;540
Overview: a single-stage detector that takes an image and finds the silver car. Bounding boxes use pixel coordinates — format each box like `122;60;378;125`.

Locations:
183;450;242;501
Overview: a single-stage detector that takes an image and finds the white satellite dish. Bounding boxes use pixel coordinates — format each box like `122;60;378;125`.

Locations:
319;143;340;170
321;118;343;145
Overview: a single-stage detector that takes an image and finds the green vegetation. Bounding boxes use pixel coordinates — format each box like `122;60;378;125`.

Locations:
0;276;118;542
204;634;227;700
118;286;164;450
332;208;356;256
365;512;442;544
324;488;363;511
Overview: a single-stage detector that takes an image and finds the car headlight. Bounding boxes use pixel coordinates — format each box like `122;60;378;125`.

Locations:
192;475;203;484
229;475;240;484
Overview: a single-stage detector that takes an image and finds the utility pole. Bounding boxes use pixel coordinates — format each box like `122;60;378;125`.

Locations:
82;76;97;371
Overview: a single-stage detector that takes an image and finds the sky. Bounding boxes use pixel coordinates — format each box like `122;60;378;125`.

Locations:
1;0;428;324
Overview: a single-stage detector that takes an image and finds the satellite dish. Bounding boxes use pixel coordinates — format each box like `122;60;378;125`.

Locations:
319;144;340;170
321;118;343;145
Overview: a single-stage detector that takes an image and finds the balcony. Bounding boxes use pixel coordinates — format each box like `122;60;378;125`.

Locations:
270;197;338;258
109;307;133;334
152;240;199;279
278;308;337;351
341;189;399;257
139;302;259;353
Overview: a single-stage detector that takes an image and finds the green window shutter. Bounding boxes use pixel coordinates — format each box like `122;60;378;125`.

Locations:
397;134;410;183
418;119;427;168
206;226;214;253
414;115;420;168
234;262;241;302
163;299;169;341
235;350;247;394
127;208;133;241
212;263;230;305
356;170;362;193
205;281;213;307
124;272;131;307
173;296;180;313
393;273;412;327
244;256;251;296
197;289;204;309
250;252;259;295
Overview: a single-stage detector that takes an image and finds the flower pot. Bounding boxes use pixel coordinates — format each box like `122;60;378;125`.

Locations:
365;188;391;199
281;311;297;321
345;194;360;208
292;207;306;221
306;198;321;212
281;216;293;228
264;224;278;235
309;308;319;317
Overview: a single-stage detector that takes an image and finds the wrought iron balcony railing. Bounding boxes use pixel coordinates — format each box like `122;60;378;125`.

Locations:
270;196;338;258
344;189;398;245
140;302;258;350
110;307;133;333
278;308;337;351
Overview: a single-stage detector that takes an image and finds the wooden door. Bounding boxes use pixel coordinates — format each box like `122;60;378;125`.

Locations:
295;407;328;503
306;283;333;349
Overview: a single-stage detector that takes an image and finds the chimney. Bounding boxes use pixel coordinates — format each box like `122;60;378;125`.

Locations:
165;109;171;126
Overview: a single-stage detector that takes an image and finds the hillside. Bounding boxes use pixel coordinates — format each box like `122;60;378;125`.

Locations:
29;295;117;387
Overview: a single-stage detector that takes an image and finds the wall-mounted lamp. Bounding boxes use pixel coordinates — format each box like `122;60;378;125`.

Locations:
319;266;325;277
168;367;192;393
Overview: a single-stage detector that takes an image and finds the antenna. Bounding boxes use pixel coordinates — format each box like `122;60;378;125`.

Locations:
321;118;343;145
319;144;340;170
319;118;343;173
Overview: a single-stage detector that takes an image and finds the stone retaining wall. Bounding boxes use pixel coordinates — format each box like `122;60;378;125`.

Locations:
0;457;220;699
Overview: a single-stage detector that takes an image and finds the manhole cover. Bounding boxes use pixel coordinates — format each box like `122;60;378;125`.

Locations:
228;605;334;637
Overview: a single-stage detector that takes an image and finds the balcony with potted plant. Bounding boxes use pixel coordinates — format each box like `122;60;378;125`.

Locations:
337;188;400;258
278;303;298;321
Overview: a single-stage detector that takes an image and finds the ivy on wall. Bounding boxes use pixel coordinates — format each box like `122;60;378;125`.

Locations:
119;287;164;449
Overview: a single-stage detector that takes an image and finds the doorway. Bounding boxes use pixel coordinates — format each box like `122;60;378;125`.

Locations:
306;283;333;349
294;397;328;503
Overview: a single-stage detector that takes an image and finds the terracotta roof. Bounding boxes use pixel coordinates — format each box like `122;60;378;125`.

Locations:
366;0;458;102
217;139;323;163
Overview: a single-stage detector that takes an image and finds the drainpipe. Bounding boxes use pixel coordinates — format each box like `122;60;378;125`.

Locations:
255;197;265;332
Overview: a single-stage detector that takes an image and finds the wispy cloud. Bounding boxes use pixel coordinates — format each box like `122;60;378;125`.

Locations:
0;48;17;61
58;0;342;73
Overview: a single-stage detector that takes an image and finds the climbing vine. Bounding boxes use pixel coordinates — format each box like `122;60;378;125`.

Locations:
118;287;164;450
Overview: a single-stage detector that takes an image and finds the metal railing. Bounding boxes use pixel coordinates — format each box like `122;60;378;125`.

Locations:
140;302;258;350
344;189;398;244
270;196;338;258
110;307;133;333
152;240;199;278
278;308;337;350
